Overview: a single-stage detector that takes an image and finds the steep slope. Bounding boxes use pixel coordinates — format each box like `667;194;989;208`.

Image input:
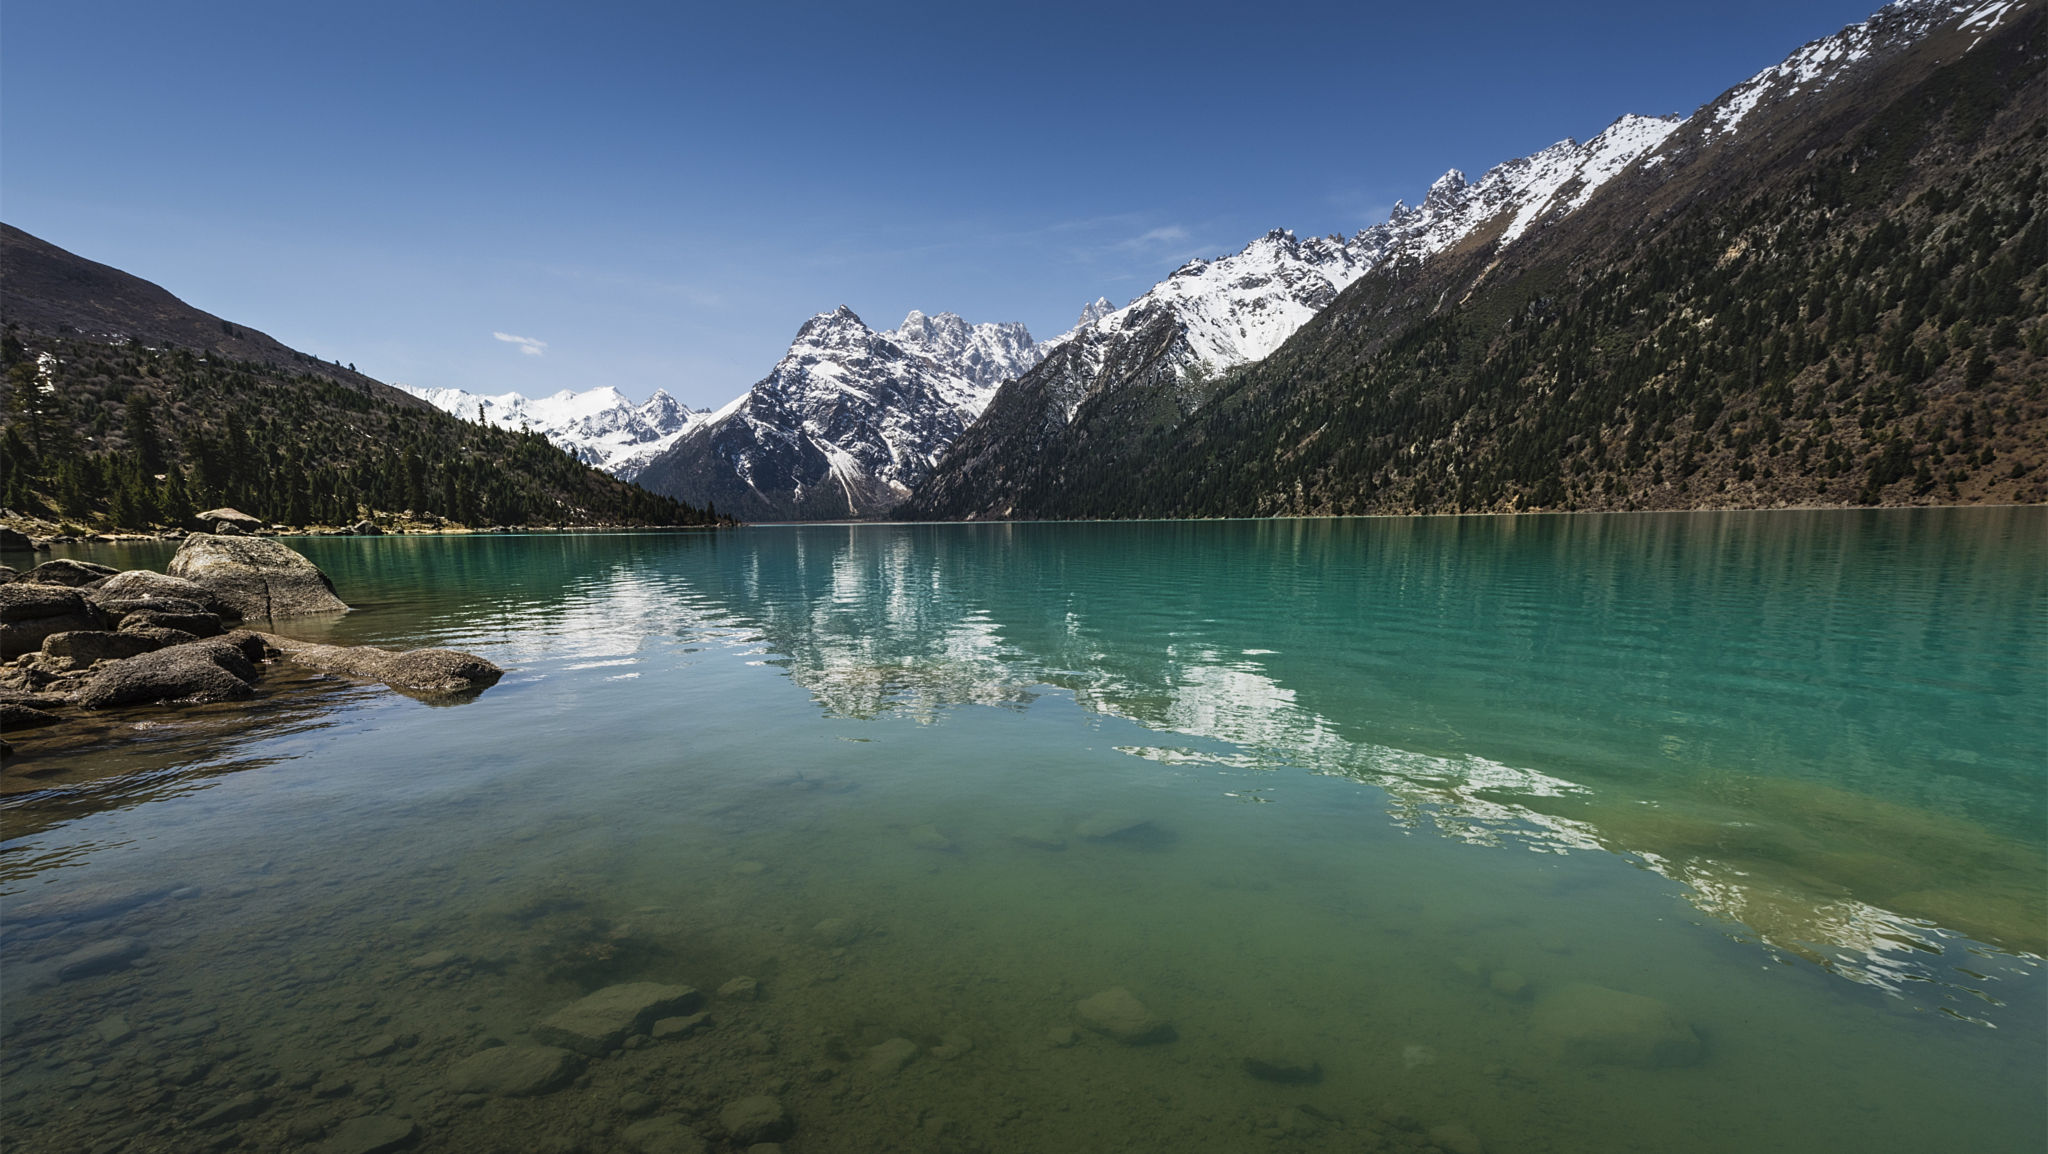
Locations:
1;224;432;413
0;227;725;530
399;384;706;480
900;116;1683;520
634;306;1055;520
993;0;2048;519
631;307;998;520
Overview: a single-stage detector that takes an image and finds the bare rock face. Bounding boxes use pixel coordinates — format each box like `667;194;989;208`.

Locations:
445;1045;584;1097
1;585;102;658
1531;983;1702;1068
254;634;503;694
1075;987;1172;1044
532;983;703;1056
167;533;349;620
77;639;260;708
92;570;241;620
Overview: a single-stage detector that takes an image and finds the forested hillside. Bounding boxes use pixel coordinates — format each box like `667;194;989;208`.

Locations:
912;3;2048;520
0;227;730;532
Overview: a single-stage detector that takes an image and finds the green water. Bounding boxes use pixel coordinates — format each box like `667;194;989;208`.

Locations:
3;509;2043;1154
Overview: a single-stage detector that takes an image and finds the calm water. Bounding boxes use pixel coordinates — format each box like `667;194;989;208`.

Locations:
3;510;2043;1154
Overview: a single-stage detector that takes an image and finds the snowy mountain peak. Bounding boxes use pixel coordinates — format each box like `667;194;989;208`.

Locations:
887;309;1044;388
1075;297;1117;329
399;382;708;481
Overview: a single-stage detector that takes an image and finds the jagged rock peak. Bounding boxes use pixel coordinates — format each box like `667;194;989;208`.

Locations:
1075;297;1117;330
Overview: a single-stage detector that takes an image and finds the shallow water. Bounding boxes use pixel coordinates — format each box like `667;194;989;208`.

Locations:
3;510;2043;1154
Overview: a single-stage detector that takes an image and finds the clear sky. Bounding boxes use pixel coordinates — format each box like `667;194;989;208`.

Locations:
4;0;1884;408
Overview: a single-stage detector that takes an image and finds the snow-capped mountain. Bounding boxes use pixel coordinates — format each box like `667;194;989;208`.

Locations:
398;384;706;481
633;306;1054;520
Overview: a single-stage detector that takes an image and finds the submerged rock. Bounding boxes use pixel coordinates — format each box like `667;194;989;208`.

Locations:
55;936;148;979
167;533;350;619
621;1114;706;1154
317;1113;418;1154
1076;813;1156;840
811;918;861;947
532;983;703;1055
1531;982;1702;1068
865;1037;920;1075
255;633;502;695
446;1045;584;1096
717;976;760;1001
907;823;956;851
719;1095;791;1144
0;701;62;730
1242;1036;1321;1083
1075;987;1172;1044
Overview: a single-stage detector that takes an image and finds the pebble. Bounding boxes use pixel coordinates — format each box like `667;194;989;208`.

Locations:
811;918;860;947
620;1114;704;1154
54;937;148;981
191;1090;268;1128
355;1034;398;1058
718;1095;791;1144
95;1016;135;1045
717;976;760;1002
618;1091;657;1115
317;1113;418;1154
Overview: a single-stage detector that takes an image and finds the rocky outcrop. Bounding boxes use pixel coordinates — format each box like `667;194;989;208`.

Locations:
90;571;240;620
253;634;503;695
166;534;349;620
76;638;262;708
1;585;102;658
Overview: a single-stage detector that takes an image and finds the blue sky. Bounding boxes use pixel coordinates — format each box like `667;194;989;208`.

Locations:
4;0;1882;408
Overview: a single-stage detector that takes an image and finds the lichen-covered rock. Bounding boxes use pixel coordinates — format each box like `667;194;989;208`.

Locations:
1531;983;1702;1068
1;585;102;658
39;630;162;672
1075;987;1172;1044
77;639;260;708
532;983;703;1055
445;1045;584;1096
254;633;501;694
167;534;349;620
91;570;240;620
18;559;118;587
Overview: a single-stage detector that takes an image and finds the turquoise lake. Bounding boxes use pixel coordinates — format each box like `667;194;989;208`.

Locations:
2;508;2043;1154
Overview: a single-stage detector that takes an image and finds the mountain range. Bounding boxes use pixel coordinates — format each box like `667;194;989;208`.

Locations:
397;384;707;481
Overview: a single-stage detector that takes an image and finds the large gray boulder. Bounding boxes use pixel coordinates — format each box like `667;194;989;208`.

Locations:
167;534;348;620
92;570;240;620
1;585;103;658
0;527;35;552
255;633;502;694
19;559;118;587
77;639;260;708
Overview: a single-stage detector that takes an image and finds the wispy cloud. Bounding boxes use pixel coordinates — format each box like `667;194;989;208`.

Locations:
1115;225;1191;251
494;332;547;356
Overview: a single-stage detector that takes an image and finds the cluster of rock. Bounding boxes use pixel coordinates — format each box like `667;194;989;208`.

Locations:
1;534;503;755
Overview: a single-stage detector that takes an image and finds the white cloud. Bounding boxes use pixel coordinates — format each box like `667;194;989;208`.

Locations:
494;332;547;356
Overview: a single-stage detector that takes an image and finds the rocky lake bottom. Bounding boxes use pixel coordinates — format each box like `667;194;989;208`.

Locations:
1;514;2042;1154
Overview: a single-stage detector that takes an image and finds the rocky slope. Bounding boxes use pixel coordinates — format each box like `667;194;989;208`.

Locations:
399;385;707;481
942;0;2048;520
899;115;1684;519
633;307;1059;520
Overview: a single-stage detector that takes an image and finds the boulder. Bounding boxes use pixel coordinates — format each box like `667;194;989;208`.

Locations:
622;1115;707;1154
195;507;263;530
254;633;503;694
719;1096;791;1144
167;533;349;619
445;1045;584;1096
117;609;225;638
1075;987;1171;1044
38;630;163;672
19;559;118;587
0;702;62;730
317;1114;418;1154
1;585;102;658
90;594;211;625
76;639;260;708
1242;1037;1321;1084
0;527;35;551
1531;983;1702;1069
120;625;201;649
92;570;240;619
0;565;16;582
350;520;383;536
532;983;703;1056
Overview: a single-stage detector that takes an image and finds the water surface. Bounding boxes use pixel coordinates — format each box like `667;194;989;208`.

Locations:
3;510;2042;1154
